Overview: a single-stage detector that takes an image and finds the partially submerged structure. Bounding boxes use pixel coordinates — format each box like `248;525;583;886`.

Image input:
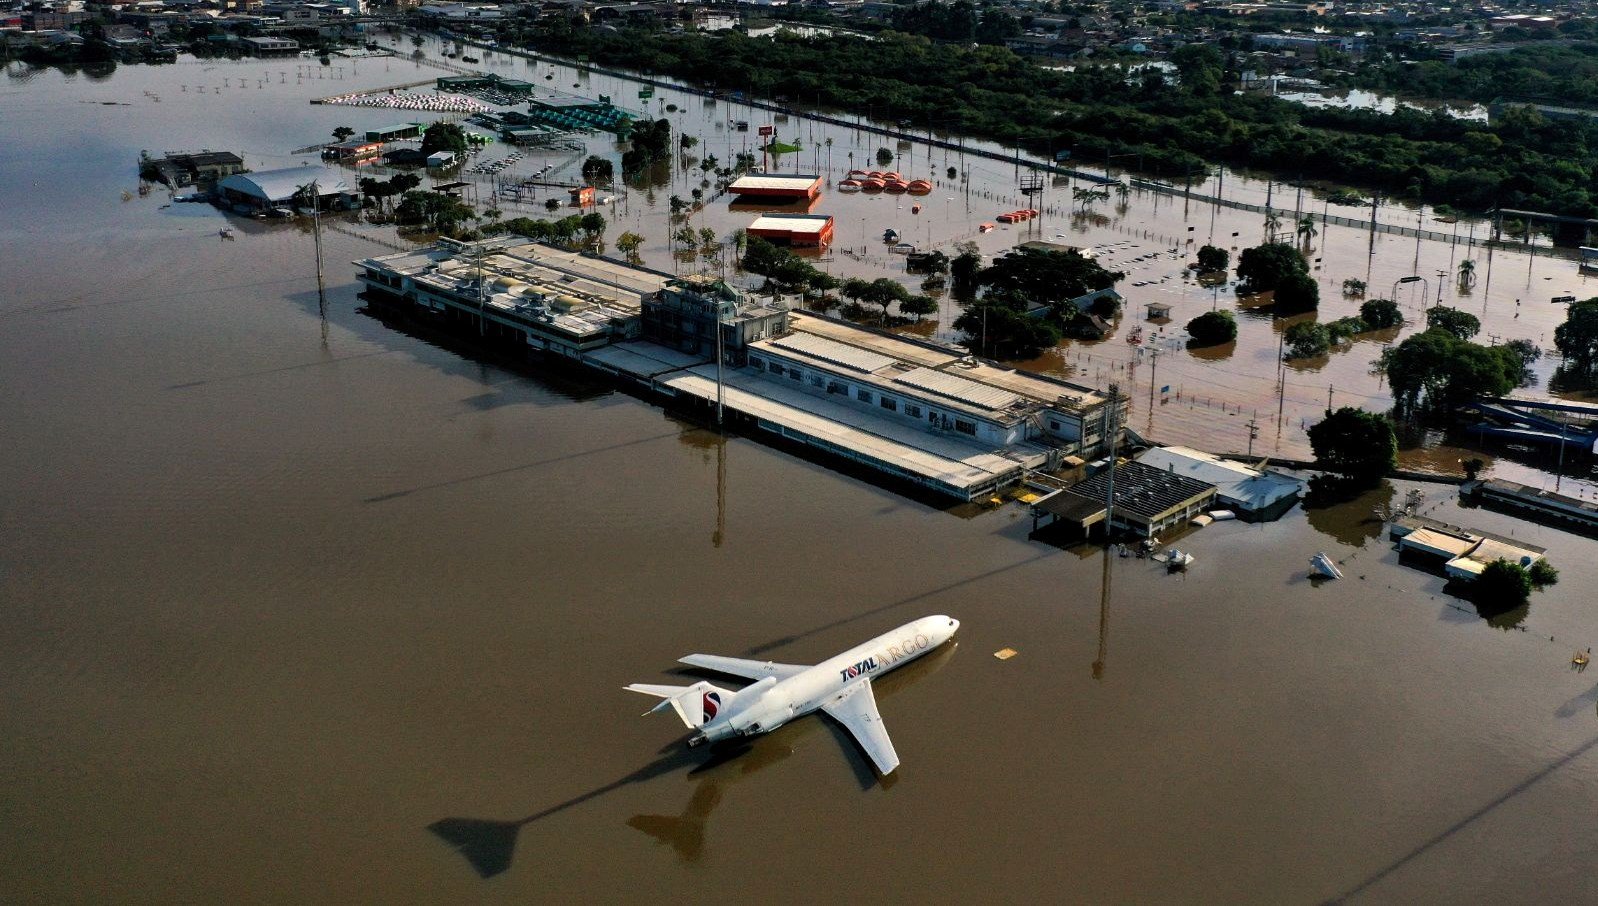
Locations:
354;238;1126;502
1135;445;1304;521
1030;459;1218;539
216;168;356;213
139;150;246;188
1389;515;1547;582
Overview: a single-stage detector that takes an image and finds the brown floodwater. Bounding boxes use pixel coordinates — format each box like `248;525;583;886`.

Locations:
5;51;1598;903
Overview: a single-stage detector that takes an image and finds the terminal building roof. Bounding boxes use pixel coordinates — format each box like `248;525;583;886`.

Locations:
760;312;1109;419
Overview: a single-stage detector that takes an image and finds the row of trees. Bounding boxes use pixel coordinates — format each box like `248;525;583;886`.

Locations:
502;22;1598;217
950;247;1126;358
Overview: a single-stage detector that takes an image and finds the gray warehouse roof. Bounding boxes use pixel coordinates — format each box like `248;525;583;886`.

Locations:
217;167;350;203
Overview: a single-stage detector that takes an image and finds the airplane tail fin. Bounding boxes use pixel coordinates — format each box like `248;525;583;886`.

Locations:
623;681;734;728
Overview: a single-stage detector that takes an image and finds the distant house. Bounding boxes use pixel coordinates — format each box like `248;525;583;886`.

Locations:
426;151;456;168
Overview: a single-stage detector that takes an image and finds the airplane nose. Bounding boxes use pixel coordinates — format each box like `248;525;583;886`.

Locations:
948;618;960;633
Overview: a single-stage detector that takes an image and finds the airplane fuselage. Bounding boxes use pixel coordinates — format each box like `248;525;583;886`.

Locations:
690;615;959;746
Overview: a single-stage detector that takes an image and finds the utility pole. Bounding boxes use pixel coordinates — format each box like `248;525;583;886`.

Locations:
1246;415;1260;457
307;180;326;311
1146;345;1160;413
1101;383;1121;543
714;300;726;428
1327;385;1334;411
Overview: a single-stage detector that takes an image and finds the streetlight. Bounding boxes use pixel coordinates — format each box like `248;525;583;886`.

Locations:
1392;274;1426;308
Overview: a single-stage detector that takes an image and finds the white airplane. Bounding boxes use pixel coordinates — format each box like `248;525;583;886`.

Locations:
625;615;960;775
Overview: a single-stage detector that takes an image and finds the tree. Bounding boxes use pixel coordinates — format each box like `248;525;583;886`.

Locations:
1343;278;1368;297
1475;559;1532;608
1425;305;1481;340
953;301;1062;359
876;147;893;165
1385;329;1522;412
332;125;355;142
1072;186;1110;211
1284;321;1330;359
1196;245;1228;273
581;155;614;182
420;122;468;158
1236;242;1306;293
1171;43;1223;97
1528;559;1559;588
1274;271;1320;313
1458;258;1477;288
1359;298;1402;329
976;247;1123;311
1297;216;1318;246
1186;310;1237;346
1554;298;1598;372
1307;407;1397;487
616;231;645;262
950;248;982;295
900;294;938;321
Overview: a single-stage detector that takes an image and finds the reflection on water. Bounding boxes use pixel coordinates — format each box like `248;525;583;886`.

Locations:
1304;480;1394;549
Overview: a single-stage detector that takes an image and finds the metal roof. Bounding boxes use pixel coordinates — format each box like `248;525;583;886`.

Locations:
893;367;1020;411
749;214;833;233
772;331;894;373
217;167;349;202
729;173;822;191
1068;459;1215;521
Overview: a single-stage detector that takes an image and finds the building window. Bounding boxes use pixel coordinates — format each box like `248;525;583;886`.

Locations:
788;368;802;381
856;388;872;403
954;419;977;436
827;380;847;395
880;396;897;412
906;404;922;418
809;375;824;388
750;356;765;371
1049;419;1061;431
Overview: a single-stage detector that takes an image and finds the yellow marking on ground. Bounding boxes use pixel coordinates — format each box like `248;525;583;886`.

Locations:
993;648;1018;660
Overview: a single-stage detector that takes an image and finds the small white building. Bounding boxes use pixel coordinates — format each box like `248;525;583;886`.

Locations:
1135;445;1304;521
426;151;455;168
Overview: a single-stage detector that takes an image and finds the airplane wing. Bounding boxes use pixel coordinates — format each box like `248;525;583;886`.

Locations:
678;654;808;681
821;678;900;775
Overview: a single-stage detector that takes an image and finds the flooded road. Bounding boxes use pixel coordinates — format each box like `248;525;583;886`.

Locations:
4;52;1598;903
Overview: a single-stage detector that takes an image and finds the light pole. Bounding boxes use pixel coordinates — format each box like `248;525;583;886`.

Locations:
1392;274;1425;308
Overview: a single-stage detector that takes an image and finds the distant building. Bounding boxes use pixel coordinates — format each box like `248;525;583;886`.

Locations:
1390;517;1546;582
1032;458;1217;538
139;150;246;187
727;172;823;202
365;123;421;143
215;167;355;212
325;139;382;161
747;213;835;248
1135;445;1304;521
241;35;298;55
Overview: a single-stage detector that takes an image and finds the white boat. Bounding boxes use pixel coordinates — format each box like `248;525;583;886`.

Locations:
1310;552;1343;579
1208;509;1236;521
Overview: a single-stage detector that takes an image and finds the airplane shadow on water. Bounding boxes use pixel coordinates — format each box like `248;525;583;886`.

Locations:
428;641;956;879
